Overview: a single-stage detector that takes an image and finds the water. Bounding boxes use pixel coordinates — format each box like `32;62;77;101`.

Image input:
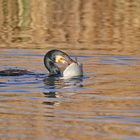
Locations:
0;1;140;53
0;49;140;140
0;0;140;139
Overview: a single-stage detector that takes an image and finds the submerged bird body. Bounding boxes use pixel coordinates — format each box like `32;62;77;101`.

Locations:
0;69;32;76
44;50;83;78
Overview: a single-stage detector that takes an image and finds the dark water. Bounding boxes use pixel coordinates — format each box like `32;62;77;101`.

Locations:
0;49;140;140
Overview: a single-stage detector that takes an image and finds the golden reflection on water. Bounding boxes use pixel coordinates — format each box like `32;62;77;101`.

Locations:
0;0;140;54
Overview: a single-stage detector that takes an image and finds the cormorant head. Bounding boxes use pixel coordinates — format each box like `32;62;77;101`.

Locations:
44;50;74;76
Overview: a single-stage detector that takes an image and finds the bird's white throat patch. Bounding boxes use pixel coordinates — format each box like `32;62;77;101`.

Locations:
63;62;83;78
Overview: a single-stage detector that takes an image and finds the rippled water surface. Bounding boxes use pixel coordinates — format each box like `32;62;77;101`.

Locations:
0;49;140;140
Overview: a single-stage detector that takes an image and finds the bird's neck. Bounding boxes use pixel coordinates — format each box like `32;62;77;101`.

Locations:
44;57;61;76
